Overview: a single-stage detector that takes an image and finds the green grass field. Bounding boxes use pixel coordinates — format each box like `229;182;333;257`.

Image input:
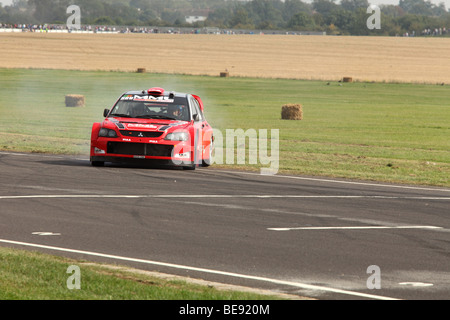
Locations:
0;68;449;187
0;247;283;300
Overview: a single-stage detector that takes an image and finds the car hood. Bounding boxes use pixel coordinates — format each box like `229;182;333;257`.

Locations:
104;117;190;132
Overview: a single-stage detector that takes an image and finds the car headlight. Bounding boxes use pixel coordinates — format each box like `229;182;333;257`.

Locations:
99;128;118;138
165;131;189;141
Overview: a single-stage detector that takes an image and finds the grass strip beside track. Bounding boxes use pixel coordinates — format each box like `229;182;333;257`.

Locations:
0;246;288;300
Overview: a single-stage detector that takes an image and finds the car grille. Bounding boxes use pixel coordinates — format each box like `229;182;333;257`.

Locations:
119;130;163;138
107;142;173;157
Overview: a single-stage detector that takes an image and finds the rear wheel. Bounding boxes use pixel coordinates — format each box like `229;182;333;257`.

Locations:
202;138;214;167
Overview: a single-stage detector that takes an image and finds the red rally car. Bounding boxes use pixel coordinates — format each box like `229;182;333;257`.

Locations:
90;87;213;170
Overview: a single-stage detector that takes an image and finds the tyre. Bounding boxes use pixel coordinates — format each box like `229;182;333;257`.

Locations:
91;161;104;167
202;139;214;167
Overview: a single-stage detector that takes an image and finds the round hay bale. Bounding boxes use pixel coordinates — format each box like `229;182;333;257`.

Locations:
220;71;229;77
343;77;353;83
137;68;146;73
281;104;303;120
65;94;85;107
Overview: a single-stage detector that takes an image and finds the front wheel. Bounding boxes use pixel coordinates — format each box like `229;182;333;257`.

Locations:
91;161;104;167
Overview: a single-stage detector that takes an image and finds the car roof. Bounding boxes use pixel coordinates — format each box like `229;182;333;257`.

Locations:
123;90;189;98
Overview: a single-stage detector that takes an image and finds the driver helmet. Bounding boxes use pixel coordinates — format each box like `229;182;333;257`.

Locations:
169;104;184;116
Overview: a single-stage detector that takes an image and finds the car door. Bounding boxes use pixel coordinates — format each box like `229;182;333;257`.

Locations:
190;96;203;165
191;95;213;165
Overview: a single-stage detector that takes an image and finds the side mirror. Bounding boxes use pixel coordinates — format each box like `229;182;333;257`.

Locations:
193;114;200;122
103;109;110;117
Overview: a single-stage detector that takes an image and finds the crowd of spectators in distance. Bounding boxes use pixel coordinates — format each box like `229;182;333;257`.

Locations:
1;22;450;37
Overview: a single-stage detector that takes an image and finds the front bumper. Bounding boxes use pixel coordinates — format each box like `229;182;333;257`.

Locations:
90;139;193;167
90;156;193;167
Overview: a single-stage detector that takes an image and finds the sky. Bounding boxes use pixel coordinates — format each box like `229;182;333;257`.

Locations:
0;0;449;10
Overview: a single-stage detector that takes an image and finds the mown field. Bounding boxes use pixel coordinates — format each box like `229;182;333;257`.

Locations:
1;33;450;83
0;68;448;187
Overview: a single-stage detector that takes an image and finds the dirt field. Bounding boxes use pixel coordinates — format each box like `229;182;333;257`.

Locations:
1;32;450;83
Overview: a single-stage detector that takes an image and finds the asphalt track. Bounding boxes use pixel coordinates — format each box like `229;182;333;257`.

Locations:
0;151;449;300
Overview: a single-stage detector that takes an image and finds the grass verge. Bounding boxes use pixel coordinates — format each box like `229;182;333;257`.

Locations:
0;247;289;300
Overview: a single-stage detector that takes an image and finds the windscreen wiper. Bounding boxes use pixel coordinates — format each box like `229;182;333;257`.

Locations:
135;115;177;120
109;113;132;118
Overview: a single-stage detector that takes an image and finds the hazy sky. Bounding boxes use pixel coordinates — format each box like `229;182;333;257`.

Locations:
0;0;448;11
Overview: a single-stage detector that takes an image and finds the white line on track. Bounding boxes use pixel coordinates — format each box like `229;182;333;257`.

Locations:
268;225;443;231
0;238;399;300
1;151;449;193
0;194;449;200
203;169;450;193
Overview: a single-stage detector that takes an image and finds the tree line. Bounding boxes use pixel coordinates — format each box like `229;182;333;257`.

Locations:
1;0;449;36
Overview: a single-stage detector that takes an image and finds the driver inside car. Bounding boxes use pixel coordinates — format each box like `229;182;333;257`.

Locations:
168;105;185;120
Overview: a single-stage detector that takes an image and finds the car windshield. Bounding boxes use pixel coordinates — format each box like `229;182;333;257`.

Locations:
109;94;190;121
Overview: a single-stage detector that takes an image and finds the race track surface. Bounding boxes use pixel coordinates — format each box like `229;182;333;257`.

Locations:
0;151;449;300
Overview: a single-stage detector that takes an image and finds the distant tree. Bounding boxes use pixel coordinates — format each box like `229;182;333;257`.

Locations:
397;13;439;33
346;7;370;35
282;0;313;22
206;6;233;28
340;0;369;11
138;8;159;23
380;13;403;36
381;4;405;18
75;0;106;23
331;8;355;32
161;9;185;25
28;0;69;23
246;0;283;28
431;2;447;16
93;16;115;25
312;0;339;16
288;11;315;30
229;6;254;28
129;0;152;11
399;0;433;15
11;0;29;9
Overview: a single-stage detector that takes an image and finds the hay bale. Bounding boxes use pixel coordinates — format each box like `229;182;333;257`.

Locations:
220;71;229;77
137;68;146;73
343;77;353;83
281;104;303;120
65;94;85;107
